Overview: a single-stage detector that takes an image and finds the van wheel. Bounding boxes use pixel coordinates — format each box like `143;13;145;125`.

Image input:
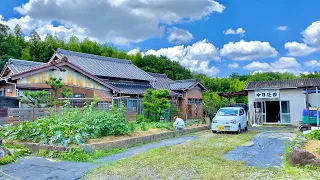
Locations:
237;124;241;134
212;130;217;134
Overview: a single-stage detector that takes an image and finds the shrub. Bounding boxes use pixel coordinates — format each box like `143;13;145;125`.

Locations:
0;155;16;165
305;130;320;140
136;114;150;124
1;101;134;146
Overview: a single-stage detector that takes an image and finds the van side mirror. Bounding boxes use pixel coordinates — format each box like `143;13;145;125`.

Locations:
213;113;216;117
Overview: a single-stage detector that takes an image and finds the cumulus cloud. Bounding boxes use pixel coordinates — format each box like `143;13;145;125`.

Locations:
167;27;194;44
304;60;320;67
127;48;141;55
285;41;318;56
244;57;301;74
145;39;220;76
227;63;239;69
11;0;225;45
302;20;320;46
224;28;245;37
285;20;320;56
277;26;288;31
220;40;278;60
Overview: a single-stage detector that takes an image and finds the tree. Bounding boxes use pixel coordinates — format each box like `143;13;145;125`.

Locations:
21;90;50;108
142;89;170;122
13;24;22;37
29;30;42;61
0;23;10;36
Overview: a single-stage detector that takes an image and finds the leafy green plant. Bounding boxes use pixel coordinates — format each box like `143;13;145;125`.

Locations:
142;89;170;122
136;114;150;124
21;90;51;108
0;155;16;165
1;100;134;146
316;148;320;154
305;130;320;140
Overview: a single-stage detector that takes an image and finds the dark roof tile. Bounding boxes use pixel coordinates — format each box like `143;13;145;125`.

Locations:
7;59;43;74
245;79;320;90
56;49;155;82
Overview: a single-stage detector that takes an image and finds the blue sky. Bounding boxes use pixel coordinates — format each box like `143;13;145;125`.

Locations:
1;0;320;77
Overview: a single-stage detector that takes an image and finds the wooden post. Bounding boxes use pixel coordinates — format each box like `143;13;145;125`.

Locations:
306;87;311;130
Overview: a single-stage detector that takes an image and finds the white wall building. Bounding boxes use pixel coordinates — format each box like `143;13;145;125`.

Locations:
245;79;320;126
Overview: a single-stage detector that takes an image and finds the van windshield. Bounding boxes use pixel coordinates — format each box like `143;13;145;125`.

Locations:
217;109;238;116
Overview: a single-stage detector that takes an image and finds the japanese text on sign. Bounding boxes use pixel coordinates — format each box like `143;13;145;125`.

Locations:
254;89;280;99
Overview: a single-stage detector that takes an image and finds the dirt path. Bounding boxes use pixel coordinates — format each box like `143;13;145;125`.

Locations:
0;136;196;180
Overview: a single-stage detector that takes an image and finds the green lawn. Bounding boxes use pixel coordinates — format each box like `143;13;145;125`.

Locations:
85;130;320;180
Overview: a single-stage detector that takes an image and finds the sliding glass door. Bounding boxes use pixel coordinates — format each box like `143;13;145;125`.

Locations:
280;101;291;124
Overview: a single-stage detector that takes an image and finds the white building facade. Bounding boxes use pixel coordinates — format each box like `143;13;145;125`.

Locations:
245;79;320;126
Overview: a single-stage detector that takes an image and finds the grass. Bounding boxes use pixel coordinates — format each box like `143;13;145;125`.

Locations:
85;130;320;180
38;147;125;162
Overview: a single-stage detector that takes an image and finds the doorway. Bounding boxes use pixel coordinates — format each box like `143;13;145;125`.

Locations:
265;101;280;123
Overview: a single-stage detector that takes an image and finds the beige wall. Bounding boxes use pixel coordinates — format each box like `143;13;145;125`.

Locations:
0;83;17;97
17;66;110;91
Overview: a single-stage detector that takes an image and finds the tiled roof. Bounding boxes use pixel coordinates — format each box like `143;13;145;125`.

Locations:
7;59;43;74
245;78;320;90
110;82;152;95
56;49;155;82
169;79;200;90
147;72;173;89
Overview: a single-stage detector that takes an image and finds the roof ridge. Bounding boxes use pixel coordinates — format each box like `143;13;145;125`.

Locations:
170;79;198;83
9;58;44;65
56;48;132;64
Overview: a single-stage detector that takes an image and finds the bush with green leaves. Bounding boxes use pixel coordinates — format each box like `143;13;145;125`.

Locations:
0;101;134;146
305;130;320;140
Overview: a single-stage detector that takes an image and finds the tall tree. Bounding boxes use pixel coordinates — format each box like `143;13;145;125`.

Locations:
29;30;42;61
13;24;22;37
0;23;10;36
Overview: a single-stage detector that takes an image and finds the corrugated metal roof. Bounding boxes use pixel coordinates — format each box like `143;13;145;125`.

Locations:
245;78;320;90
56;49;155;82
110;82;152;95
7;59;43;74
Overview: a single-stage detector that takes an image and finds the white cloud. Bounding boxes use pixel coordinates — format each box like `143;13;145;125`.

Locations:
12;0;225;45
0;15;45;35
284;20;320;56
220;40;278;60
243;57;301;74
244;61;271;70
167;27;194;44
127;48;141;55
146;39;220;76
277;26;288;31
302;20;320;47
304;60;320;67
285;41;318;56
224;28;245;37
227;63;239;69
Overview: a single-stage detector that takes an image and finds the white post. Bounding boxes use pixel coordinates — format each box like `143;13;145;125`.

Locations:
317;87;319;126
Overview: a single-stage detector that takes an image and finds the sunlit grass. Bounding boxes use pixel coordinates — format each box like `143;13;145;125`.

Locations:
85;130;320;180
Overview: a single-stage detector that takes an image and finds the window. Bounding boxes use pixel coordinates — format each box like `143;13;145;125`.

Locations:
281;101;291;124
239;109;244;116
0;88;4;96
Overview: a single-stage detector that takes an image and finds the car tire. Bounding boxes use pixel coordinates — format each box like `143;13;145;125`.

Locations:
212;130;217;134
244;123;248;131
237;124;241;134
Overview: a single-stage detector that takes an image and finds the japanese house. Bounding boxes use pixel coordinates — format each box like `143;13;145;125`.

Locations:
245;79;320;126
0;49;207;120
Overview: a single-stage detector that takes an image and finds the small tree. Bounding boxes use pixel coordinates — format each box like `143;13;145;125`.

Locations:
142;89;170;122
21;90;50;108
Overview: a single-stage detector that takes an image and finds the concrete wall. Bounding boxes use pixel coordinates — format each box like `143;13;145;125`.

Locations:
248;88;306;126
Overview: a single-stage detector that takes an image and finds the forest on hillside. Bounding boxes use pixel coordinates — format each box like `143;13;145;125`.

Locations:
1;23;320;114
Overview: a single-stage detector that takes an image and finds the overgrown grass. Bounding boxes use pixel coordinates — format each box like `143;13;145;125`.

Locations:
0;143;31;165
38;147;125;162
85;130;320;180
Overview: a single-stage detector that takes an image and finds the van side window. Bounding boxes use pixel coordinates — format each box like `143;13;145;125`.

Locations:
239;109;244;115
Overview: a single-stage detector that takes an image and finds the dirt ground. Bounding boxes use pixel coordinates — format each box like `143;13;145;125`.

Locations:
87;124;208;144
305;140;320;158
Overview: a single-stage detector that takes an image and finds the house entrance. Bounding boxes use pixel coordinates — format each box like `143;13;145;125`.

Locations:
265;101;280;123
